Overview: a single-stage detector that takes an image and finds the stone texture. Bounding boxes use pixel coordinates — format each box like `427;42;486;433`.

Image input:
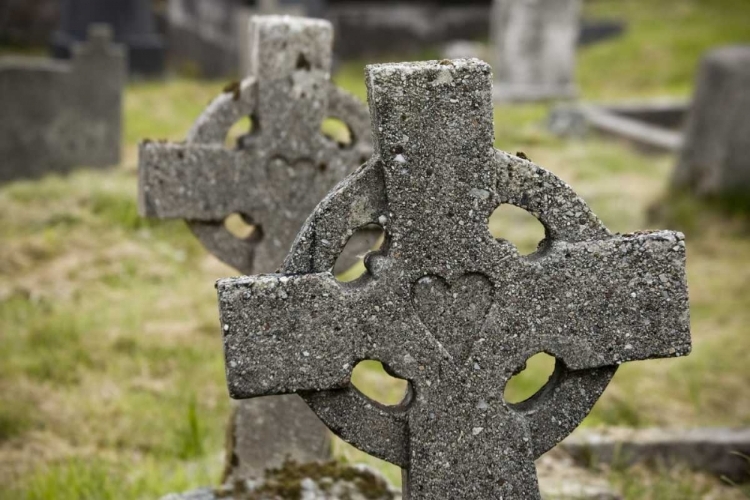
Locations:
562;427;750;483
139;15;371;482
218;59;692;499
161;455;620;500
51;0;164;76
161;461;401;500
672;45;750;197
0;24;125;184
225;395;331;483
238;1;327;78
492;0;581;102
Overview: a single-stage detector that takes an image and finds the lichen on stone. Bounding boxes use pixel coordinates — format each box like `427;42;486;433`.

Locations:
223;459;396;500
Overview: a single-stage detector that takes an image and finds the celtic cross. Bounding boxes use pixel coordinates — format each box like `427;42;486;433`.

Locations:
218;59;691;499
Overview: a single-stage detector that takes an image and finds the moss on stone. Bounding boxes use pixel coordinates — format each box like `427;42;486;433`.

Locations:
230;459;392;500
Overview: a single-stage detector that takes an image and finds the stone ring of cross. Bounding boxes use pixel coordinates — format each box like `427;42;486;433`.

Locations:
184;79;370;273
138;17;371;273
218;59;691;499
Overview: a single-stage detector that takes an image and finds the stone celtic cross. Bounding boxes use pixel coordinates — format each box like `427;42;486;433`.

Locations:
218;59;691;499
138;15;371;274
138;16;372;482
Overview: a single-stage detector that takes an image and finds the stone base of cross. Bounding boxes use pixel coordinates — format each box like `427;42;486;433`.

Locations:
218;59;691;499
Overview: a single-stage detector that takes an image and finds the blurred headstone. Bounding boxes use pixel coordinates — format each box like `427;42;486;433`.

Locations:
168;0;323;78
327;1;488;60
51;0;163;76
492;0;581;102
139;16;372;482
672;46;750;198
218;58;691;499
167;0;240;78
0;24;125;184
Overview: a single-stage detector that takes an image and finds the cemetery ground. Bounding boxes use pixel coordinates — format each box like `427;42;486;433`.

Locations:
1;0;749;498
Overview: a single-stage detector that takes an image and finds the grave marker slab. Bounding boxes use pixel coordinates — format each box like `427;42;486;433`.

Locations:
218;59;691;499
167;0;241;78
139;15;372;482
0;24;125;184
672;46;750;198
492;0;581;102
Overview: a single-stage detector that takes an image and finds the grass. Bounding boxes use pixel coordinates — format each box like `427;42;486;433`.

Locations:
2;0;750;498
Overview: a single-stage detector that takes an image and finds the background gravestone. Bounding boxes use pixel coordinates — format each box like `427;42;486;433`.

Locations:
218;59;691;499
139;16;372;482
0;24;125;184
492;0;581;102
672;46;750;199
168;0;324;78
166;0;240;78
51;0;164;76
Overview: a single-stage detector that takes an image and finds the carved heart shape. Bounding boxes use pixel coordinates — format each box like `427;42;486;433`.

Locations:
412;273;494;362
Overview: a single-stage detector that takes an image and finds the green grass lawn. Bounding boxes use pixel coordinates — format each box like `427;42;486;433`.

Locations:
2;0;750;498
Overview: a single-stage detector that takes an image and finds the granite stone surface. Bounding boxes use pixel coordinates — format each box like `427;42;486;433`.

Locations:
160;461;401;500
218;59;691;499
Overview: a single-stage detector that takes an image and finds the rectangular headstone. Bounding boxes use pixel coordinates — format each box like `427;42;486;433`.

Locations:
492;0;581;102
673;46;750;198
0;24;125;184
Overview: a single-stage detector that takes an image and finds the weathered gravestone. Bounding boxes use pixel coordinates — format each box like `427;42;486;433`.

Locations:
672;46;750;199
492;0;581;102
0;24;125;184
168;0;324;78
167;0;241;78
139;15;372;482
52;0;164;76
218;59;692;499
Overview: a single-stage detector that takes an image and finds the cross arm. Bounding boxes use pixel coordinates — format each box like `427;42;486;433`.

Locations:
138;141;258;220
217;274;365;399
500;230;691;370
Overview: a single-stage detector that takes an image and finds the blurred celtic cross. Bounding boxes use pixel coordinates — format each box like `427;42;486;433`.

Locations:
138;16;373;482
